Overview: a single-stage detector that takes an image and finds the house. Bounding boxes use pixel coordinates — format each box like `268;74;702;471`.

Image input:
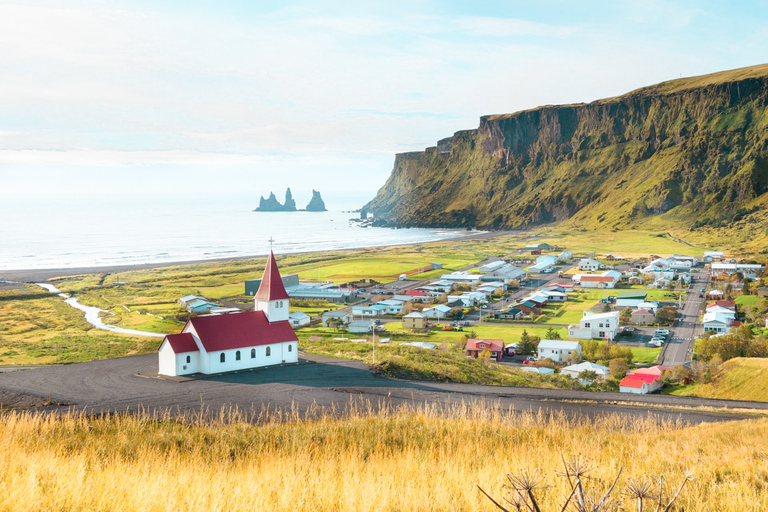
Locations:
530;249;542;255
615;291;647;308
404;289;428;298
529;261;555;274
605;254;624;261
179;295;206;307
494;308;524;320
482;264;528;284
351;304;388;316
465;338;505;361
422;304;453;319
633;365;668;377
702;309;736;334
707;289;725;300
667;255;697;269
568;311;620;340
402;312;427;329
158;251;298;377
537;339;581;363
348;320;374;334
540;290;568;302
620;373;663;394
627;276;644;285
185;298;219;314
631;308;655;324
440;271;482;285
479;260;507;272
636;301;659;314
702;251;724;262
514;301;541;315
558;250;573;261
577;274;617;289
288;311;311;328
322;310;353;327
757;287;768;298
377;299;406;315
560;362;610;382
536;254;559;266
447;292;485;307
578;258;602;271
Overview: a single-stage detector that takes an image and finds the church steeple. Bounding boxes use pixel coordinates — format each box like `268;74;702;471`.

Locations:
254;251;290;322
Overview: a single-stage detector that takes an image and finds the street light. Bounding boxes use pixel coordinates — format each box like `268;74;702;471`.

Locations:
371;319;376;365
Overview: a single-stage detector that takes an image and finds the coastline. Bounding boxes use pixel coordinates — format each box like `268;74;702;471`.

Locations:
0;229;521;283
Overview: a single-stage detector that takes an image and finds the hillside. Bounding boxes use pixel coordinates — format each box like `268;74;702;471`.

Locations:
365;64;768;252
670;357;768;402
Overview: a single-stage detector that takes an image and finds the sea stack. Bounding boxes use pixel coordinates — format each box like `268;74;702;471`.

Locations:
305;190;327;212
253;188;298;212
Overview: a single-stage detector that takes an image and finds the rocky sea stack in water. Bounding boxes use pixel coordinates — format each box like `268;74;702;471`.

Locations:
254;188;297;212
364;64;768;235
305;190;327;211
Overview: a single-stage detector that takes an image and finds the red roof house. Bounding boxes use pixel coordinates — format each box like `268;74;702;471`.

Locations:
158;251;299;377
619;372;663;394
465;338;505;362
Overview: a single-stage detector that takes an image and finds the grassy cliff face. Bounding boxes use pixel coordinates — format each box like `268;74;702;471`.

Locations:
366;64;768;250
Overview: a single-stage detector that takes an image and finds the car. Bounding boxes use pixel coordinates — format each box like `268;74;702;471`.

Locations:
656;329;670;336
523;358;537;365
441;326;454;331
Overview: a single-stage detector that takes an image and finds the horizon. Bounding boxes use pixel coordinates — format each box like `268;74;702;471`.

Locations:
1;1;767;201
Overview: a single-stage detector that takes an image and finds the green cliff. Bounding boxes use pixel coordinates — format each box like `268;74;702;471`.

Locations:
365;64;768;250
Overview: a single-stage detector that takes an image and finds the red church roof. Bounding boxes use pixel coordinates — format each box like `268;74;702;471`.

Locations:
187;311;298;352
163;333;199;354
254;251;290;301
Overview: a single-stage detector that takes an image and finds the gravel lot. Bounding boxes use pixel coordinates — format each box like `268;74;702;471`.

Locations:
0;352;765;424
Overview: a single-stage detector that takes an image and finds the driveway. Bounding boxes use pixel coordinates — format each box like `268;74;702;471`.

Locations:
0;352;764;424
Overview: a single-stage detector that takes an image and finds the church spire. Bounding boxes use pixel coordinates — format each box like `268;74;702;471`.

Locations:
254;251;290;302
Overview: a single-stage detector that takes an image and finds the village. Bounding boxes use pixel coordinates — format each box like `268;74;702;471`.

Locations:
165;243;768;395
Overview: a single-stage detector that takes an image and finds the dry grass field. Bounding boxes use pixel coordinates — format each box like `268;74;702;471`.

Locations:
1;402;767;511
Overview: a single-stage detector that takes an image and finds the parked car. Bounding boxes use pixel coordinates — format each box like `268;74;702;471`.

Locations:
655;329;670;336
441;326;454;331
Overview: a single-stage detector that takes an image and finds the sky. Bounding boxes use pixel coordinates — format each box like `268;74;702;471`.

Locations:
1;0;767;206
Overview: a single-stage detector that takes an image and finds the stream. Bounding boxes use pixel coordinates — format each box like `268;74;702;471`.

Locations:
36;283;165;338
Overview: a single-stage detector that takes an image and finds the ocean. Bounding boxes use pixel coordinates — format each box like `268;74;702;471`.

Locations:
0;192;471;270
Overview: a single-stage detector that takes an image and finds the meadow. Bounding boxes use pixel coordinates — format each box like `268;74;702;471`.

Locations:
0;402;766;511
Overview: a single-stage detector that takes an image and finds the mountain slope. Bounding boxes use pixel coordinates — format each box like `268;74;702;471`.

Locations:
365;64;768;250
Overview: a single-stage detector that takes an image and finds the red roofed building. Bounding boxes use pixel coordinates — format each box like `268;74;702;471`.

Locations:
158;251;299;376
619;372;663;394
579;275;617;289
465;338;505;361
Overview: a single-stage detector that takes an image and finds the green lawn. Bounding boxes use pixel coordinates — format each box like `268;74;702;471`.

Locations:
735;294;761;308
630;346;663;365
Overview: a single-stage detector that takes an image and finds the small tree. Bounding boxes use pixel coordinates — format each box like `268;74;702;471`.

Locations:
619;307;632;325
517;330;537;356
578;369;599;383
544;327;561;340
608;358;629;379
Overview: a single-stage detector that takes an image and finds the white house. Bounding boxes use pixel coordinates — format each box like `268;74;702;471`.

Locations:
702;310;736;334
568;311;620;340
537;339;581;363
378;299;406;315
711;263;763;280
289;311;311;328
558;250;573;261
529;261;554;273
482;265;528;283
351;304;388;316
636;301;659;314
158;251;298;377
536;254;559;266
702;251;724;262
478;260;507;272
447;291;485;307
348;320;374;333
620;373;663;394
578;258;602;271
422;304;453;319
575;271;619;289
322;310;354;327
440;271;482;285
540;290;568;302
560;362;610;382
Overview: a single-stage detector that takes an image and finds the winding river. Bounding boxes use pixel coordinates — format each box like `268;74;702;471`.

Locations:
36;283;165;338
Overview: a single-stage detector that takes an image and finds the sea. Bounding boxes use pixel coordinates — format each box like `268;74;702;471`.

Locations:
0;192;472;270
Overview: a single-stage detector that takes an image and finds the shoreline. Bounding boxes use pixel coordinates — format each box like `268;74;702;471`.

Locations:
0;229;522;283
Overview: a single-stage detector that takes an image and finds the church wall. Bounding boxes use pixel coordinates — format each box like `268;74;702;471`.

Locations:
204;341;298;374
158;341;200;376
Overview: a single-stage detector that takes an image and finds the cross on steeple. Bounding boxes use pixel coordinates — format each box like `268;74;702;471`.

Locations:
268;237;275;251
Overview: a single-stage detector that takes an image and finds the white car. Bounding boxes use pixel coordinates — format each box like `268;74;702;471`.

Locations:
656;329;670;336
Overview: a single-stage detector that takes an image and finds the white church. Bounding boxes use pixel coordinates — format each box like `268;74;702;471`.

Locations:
158;251;299;376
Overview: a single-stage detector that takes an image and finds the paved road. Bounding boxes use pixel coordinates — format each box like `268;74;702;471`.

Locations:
0;353;765;424
661;272;710;366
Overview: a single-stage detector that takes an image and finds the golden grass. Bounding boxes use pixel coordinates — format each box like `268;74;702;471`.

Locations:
671;358;768;402
1;402;767;511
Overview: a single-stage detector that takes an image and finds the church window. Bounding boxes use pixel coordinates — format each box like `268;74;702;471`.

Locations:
288;344;292;352
266;346;271;356
186;355;190;363
236;350;241;361
251;349;256;358
220;353;225;363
